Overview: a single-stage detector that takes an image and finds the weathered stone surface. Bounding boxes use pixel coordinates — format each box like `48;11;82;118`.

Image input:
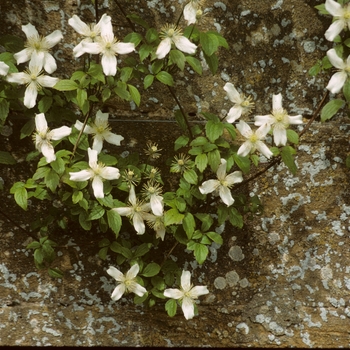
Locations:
1;0;350;347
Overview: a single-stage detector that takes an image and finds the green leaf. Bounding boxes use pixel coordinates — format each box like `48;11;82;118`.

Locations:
346;155;350;168
127;14;150;29
281;146;297;174
207;149;221;172
34;249;44;264
183;168;198;184
0;151;16;164
228;207;243;228
128;84;141;106
139;44;154;62
14;186;28;210
314;4;328;14
53;79;79;91
308;62;321;77
79;211;92;230
72;190;83;204
185;56;202;75
124;32;143;46
145;27;158;43
165;299;177;317
98;246;109;260
26;241;41;249
88;206;105;221
320;99;344;122
233;153;250;174
200;32;219;56
203;52;218;75
205;120;224;142
206;231;223;245
0;98;9;125
144;74;154;89
48;268;64;278
45;169;60;192
286;129;299;144
190;136;208;147
195;153;208;172
343;80;350;102
88;62;105;83
50;157;65;175
142;262;161;277
114;81;131;101
195;213;213;232
156;71;174;86
120;67;133;82
169;49;186;71
193;243;208;264
164;208;184;226
175;197;187;212
110;241;132;258
133;243;151;258
20;119;35;139
183;213;196;239
174;135;189;151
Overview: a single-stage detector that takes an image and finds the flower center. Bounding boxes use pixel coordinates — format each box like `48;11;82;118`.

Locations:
344;7;350;19
273;109;289;126
249;134;258;143
27;35;48;52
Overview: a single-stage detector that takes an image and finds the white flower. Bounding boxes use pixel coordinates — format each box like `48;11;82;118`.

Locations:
68;14;111;57
156;24;197;59
113;185;151;235
75;110;124;153
325;48;350;94
254;93;303;146
14;23;63;74
69;147;120;198
164;270;209;320
0;62;9;76
107;264;147;301
324;0;350;41
80;19;135;76
199;158;243;207
34;113;71;163
6;56;59;109
141;181;163;216
144;213;166;240
236;120;273;159
184;0;203;25
223;82;255;122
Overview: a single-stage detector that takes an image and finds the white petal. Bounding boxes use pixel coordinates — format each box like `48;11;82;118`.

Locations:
226;106;243;122
101;53;117;76
184;2;197;25
225;171;243;186
254;115;273;126
219;185;234;206
41;142;56;163
35;113;48;132
22;23;39;39
104;132;124;146
37;75;59;88
325;20;345;41
236;120;252;138
327;49;346;69
96;14;112;32
88;147;98;167
43;53;57;74
107;266;124;282
189;286;209;298
133;213;146;234
181;296;195;320
216;158;227;181
128;185;137;205
272;93;283;111
13;48;32;65
0;62;9;76
156;38;172;59
255;123;271;138
95;109;109;123
92;136;104;153
181;270;192;292
129;282;147;297
326;71;347;93
111;284;126;301
24;83;38;109
174;36;197;54
45;30;63;48
69;169;92;182
113;42;135;55
126;264;139;279
68;15;90;35
163;288;184;299
50;126;72;140
113;207;133;217
256;141;273;158
273;126;287;146
6;72;29;85
92;176;104;198
325;0;343;16
288;115;303;125
73;41;88;58
100;166;120;180
223;82;241;104
237;141;252;157
199;179;220;194
81;42;102;55
150;195;163;216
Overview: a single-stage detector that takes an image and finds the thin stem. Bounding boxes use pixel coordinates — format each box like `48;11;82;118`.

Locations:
113;0;137;32
167;85;194;140
160;241;179;268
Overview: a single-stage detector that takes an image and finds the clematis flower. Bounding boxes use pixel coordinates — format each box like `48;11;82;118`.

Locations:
0;62;9;76
223;82;255;122
199;158;243;207
324;0;350;41
144;212;166;240
141;181;163;216
107;264;147;301
34;113;71;163
80;19;135;76
254;93;303;146
113;185;151;235
164;270;209;320
69;147;120;198
74;110;124;153
156;24;197;59
325;48;350;94
184;0;204;25
68;13;111;57
14;23;63;74
6;57;59;109
236;120;273;159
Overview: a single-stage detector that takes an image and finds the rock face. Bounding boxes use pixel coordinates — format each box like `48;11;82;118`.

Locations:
1;0;350;347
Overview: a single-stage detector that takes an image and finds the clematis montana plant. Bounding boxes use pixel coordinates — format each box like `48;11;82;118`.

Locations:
1;0;325;321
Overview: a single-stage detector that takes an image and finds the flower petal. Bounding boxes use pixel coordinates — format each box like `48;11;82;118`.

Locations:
0;62;9;76
92;136;104;153
254;115;273;126
272;93;283;111
41;142;56;163
104;132;124;146
45;30;63;48
219;185;234;206
68;15;90;35
113;207;133;217
150;195;164;216
189;286;209;298
126;264;140;279
236;120;252;138
199;179;220;194
325;19;345;41
24;83;38;109
107;266;124;282
181;270;192;292
50;126;72;140
326;71;347;94
184;2;197;25
22;23;39;39
88;147;98;167
111;284;126;301
174;36;197;54
81;42;102;55
156;37;172;59
99;166;120;180
327;48;346;69
273;126;287;146
216;158;227;181
133;213;146;234
226;106;243;122
37;75;59;88
181;296;195;320
113;42;135;55
224;82;241;104
6;72;29;85
43;53;58;74
225;171;243;186
325;0;343;16
92;176;104;198
101;53;117;76
256;141;273;158
35;113;48;132
129;281;147;297
237;141;252;157
13;48;32;65
69;169;92;182
163;288;184;299
288;115;303;125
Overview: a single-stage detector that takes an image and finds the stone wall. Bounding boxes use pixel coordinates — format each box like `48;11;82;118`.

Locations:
1;0;350;347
